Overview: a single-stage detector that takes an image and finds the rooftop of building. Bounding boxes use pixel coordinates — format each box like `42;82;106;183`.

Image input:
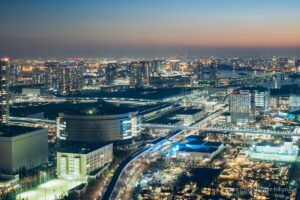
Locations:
11;101;144;119
0;125;42;137
255;142;282;147
173;108;203;115
147;118;181;125
203;141;223;147
185;135;204;143
67;88;199;100
239;86;269;92
179;146;218;153
62;101;137;116
0;176;12;182
284;138;293;142
58;142;111;154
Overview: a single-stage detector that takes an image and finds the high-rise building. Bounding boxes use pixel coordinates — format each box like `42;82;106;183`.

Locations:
45;61;84;95
129;62;143;88
295;59;300;72
105;62;117;85
234;87;270;114
44;61;60;90
229;90;254;125
195;61;204;81
140;61;151;86
57;63;84;95
0;58;9;125
209;62;217;81
151;60;161;77
253;89;270;114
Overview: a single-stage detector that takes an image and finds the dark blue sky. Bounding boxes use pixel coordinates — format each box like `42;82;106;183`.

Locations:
1;0;300;58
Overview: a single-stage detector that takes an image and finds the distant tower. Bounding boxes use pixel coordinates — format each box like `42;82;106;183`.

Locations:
44;61;60;89
129;62;143;88
141;61;150;86
106;63;117;85
295;59;300;72
57;62;84;95
0;57;9;125
209;62;217;81
195;61;204;81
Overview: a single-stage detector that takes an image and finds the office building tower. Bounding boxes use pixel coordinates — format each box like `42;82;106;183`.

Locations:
195;61;204;81
229;90;254;125
209;62;217;81
57;63;84;95
253;89;270;114
44;61;60;90
141;61;151;86
129;62;143;88
237;87;270;114
295;59;300;72
105;63;117;85
0;58;9;125
45;61;84;95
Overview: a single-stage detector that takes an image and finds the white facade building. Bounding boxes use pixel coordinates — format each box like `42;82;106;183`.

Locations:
57;143;113;180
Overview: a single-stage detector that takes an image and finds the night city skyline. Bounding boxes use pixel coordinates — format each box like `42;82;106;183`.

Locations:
1;0;300;57
2;1;300;200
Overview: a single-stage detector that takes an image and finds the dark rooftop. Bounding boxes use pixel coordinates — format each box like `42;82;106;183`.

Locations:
239;85;269;92
174;108;203;115
147;118;181;125
179;146;218;153
0;125;42;137
0;176;13;182
58;142;111;154
62;101;137;116
67;88;197;100
186;135;204;143
203;141;223;147
11;101;142;119
255;142;282;147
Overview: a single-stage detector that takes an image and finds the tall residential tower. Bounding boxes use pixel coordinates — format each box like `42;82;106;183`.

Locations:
0;58;9;125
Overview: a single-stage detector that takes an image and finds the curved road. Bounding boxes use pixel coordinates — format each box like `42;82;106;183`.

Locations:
101;130;181;200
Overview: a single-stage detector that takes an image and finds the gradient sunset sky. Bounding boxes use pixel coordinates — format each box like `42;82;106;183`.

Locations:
1;0;300;57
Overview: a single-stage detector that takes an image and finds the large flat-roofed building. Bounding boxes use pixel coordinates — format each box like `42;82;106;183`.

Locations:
57;143;113;180
21;88;41;97
248;139;298;162
173;108;204;126
172;135;225;161
0;126;48;173
58;102;142;144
